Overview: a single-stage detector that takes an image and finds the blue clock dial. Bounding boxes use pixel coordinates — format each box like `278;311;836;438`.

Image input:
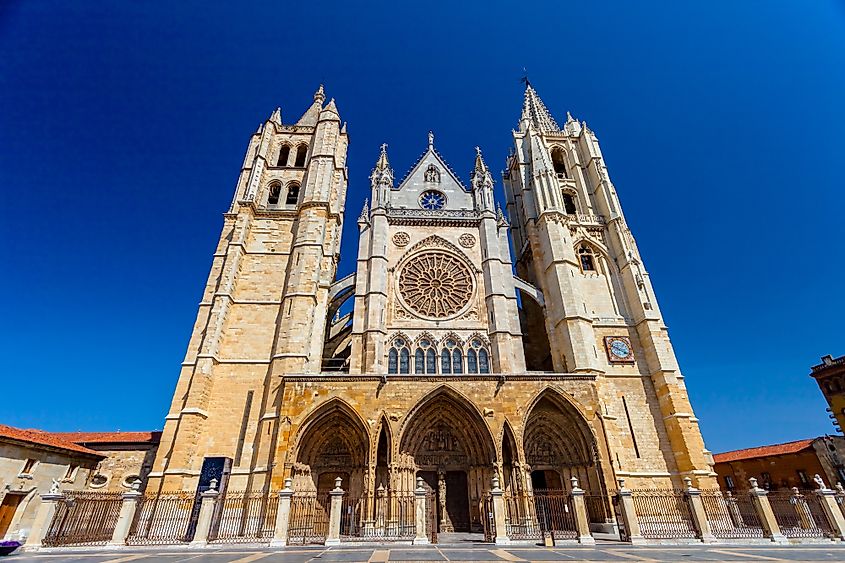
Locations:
610;339;631;358
419;190;446;210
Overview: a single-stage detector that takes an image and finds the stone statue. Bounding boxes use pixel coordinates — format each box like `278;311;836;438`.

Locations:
49;479;61;494
813;474;826;490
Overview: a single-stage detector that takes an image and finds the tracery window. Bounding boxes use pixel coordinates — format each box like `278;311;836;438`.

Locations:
414;337;437;374
388;337;411;374
399;252;473;318
441;349;451;374
452;349;463;374
552;148;568;178
578;244;598;272
562;192;577;215
466;338;490;374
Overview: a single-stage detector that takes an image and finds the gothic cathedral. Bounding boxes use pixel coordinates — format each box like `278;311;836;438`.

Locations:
149;84;716;534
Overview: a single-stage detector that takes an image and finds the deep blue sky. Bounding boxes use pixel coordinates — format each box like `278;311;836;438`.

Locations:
1;1;843;454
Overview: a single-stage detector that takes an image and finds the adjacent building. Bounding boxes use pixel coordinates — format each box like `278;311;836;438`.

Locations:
811;354;845;434
713;435;845;492
149;83;716;534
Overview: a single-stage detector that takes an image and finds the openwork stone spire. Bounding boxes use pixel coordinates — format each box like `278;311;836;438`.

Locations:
520;84;560;133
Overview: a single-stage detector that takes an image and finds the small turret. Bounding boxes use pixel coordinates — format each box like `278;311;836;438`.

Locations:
369;143;394;208
471;146;495;212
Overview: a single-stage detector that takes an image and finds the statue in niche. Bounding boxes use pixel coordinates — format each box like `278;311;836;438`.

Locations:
424;165;440;183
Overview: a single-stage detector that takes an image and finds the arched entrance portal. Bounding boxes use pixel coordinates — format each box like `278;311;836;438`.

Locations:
291;400;368;497
398;388;496;533
523;390;604;495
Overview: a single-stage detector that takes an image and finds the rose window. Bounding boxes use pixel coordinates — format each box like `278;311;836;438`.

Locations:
399;251;473;318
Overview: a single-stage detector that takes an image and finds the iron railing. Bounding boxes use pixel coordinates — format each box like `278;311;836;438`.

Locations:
630;489;696;539
503;490;577;541
339;494;416;541
699;490;764;539
126;491;196;545
768;490;833;539
43;491;123;547
583;491;614;525
209;490;278;544
287;492;329;545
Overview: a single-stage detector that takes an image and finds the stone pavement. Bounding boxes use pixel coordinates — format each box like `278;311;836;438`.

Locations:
10;543;845;563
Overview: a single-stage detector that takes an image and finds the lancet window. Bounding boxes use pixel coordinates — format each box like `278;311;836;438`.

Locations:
388;336;411;374
387;334;491;375
294;144;308;167
268;183;281;205
277;145;291;167
578;243;598;272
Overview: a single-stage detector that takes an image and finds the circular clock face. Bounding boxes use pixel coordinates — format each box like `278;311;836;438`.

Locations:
610;339;631;359
419;190;446;210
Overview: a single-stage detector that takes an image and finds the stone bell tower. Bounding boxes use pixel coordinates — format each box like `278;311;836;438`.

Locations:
149;86;348;491
503;83;714;484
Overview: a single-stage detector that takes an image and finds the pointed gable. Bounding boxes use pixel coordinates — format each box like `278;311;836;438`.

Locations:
388;134;474;211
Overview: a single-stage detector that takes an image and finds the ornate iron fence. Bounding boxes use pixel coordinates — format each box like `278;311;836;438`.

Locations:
126;491;196;545
630;489;696;539
208;490;278;544
287;492;329;545
768;490;833;539
43;491;123;547
339;494;415;541
503;490;577;541
699;490;764;539
583;491;614;525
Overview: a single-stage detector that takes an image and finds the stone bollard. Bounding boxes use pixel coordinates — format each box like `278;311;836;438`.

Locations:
615;479;645;545
190;479;220;546
414;476;430;545
570;477;595;545
108;480;143;546
748;478;786;544
490;475;510;545
682;477;716;543
325;477;344;546
23;490;66;549
270;478;294;547
812;477;845;540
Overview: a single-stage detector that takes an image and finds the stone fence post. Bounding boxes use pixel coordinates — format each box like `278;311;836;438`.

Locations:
23;490;65;549
748;478;786;543
615;479;645;545
683;477;715;543
325;477;344;546
271;478;294;547
812;475;845;540
570;477;594;545
413;476;429;545
490;475;510;545
108;481;143;546
190;479;220;546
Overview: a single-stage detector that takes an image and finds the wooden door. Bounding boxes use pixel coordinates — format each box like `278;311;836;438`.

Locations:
0;494;22;537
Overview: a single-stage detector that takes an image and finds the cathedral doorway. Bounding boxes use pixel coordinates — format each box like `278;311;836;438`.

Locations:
399;387;496;534
291;400;368;497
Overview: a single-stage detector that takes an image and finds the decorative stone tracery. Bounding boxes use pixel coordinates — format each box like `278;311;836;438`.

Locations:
399;251;473;318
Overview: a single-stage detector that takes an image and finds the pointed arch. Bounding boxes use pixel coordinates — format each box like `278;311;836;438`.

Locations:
373;415;392;491
292;398;370;464
501;420;522;495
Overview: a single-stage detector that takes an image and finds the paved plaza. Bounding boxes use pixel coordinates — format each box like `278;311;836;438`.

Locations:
10;543;845;563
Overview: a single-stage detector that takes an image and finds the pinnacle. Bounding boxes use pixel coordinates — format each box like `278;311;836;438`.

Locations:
521;83;559;133
374;143;390;171
314;84;325;104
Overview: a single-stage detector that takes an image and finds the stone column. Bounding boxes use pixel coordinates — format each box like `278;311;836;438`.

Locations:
815;486;845;540
748;478;786;543
490;475;510;545
414;476;429;545
108;481;143;546
570;477;595;545
615;479;645;545
682;477;715;543
270;478;294;547
325;477;344;546
23;490;65;549
190;479;220;546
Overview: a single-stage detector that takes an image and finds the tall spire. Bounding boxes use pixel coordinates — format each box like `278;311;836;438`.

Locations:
520;84;559;133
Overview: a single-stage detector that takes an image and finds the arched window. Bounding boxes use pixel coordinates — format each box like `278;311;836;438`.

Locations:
294;144;308;167
426;349;436;373
268;184;281;205
415;349;424;373
388;348;398;374
277;145;291;167
478;348;490;374
562;193;577;215
578;244;597;272
452;349;463;374
399;348;410;374
441;349;451;374
552;148;567;178
467;349;478;374
286;183;300;205
415;337;437;374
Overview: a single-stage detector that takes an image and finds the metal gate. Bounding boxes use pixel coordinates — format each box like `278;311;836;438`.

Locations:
287;492;329;545
42;491;122;547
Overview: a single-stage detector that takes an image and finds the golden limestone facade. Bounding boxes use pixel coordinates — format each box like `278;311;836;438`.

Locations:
149;84;716;533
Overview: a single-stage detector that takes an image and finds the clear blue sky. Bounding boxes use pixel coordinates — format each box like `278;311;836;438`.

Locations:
1;1;843;454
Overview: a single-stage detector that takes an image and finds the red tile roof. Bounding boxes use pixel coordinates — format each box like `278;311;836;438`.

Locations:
713;438;816;463
0;424;102;457
52;431;162;445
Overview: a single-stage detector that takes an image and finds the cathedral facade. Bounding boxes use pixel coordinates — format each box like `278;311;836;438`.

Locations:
148;84;716;534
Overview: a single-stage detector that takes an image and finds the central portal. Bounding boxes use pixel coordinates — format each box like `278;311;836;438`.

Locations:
398;387;496;534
